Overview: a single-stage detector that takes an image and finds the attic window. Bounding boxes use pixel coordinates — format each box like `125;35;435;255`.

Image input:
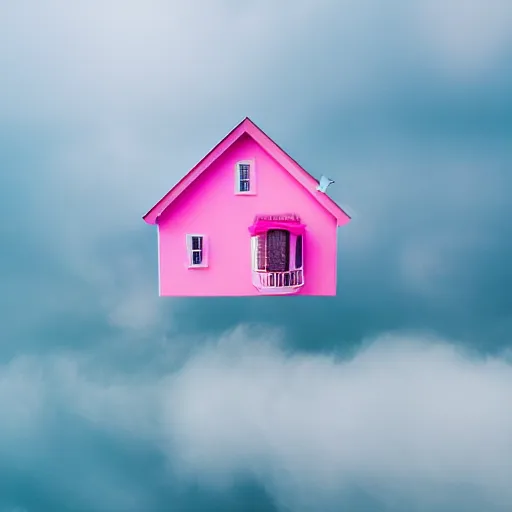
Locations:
239;164;250;191
186;234;208;268
235;161;255;194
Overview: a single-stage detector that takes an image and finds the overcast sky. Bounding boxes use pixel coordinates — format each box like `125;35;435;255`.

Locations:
1;1;512;511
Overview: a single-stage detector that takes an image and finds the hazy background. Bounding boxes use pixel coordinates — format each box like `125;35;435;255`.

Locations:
1;1;512;511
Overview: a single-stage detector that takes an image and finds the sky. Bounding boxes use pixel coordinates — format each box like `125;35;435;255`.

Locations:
1;0;512;511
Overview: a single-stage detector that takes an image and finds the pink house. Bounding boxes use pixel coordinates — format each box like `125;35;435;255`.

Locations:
143;117;351;296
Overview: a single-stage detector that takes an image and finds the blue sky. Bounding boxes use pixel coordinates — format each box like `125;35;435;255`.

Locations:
2;1;512;511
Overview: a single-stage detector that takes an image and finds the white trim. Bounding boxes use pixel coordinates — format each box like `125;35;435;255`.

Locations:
186;234;209;268
234;160;256;195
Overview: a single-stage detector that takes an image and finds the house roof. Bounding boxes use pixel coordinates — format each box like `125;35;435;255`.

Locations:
143;117;351;226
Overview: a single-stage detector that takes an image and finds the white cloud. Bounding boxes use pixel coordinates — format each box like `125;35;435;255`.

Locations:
162;328;512;511
2;327;512;510
2;2;511;508
0;351;161;510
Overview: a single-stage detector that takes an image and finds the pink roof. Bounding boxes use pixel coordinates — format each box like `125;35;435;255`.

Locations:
143;117;351;226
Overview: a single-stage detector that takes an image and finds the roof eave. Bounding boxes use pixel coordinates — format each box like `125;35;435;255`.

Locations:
142;116;353;227
142;117;251;225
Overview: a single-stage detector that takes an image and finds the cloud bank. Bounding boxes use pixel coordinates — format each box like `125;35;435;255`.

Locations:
163;329;512;511
2;328;512;511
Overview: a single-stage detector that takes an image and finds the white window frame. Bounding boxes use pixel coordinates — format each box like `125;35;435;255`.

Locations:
234;160;256;195
186;234;209;268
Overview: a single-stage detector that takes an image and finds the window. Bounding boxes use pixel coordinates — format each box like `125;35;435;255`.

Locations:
252;230;291;272
249;214;305;291
295;235;303;269
266;229;290;272
186;234;208;268
254;234;267;271
191;236;203;265
239;163;250;192
235;161;255;194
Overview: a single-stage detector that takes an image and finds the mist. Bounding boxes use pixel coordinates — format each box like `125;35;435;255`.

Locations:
163;328;512;511
3;327;510;511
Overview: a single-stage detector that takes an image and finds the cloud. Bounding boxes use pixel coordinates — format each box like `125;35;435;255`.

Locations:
0;351;162;511
162;327;512;511
1;2;511;510
2;326;512;510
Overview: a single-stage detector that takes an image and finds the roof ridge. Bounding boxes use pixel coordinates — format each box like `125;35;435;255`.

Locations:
143;118;351;227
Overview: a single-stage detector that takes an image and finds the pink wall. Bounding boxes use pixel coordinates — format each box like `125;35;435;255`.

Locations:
157;133;338;296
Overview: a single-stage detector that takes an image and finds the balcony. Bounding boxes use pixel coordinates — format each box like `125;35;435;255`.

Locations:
253;269;304;294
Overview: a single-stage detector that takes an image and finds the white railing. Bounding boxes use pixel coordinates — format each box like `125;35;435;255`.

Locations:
257;269;303;289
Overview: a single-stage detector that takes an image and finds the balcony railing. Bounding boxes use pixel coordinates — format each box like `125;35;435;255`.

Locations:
256;269;304;289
